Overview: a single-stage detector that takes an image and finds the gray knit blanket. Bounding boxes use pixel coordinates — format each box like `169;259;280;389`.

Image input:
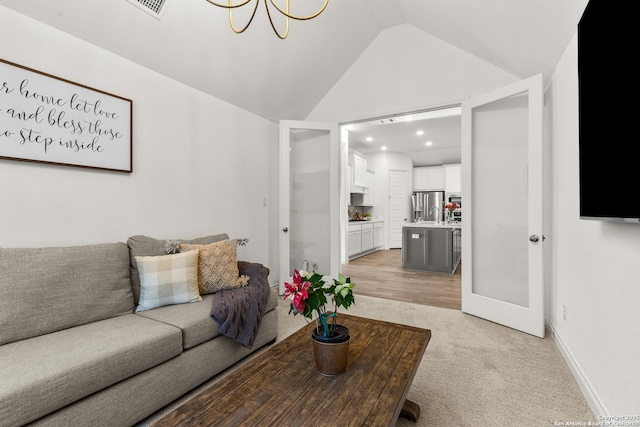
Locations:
210;262;271;349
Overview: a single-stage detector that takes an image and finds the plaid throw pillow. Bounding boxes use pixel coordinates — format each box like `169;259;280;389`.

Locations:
135;249;201;312
179;240;247;294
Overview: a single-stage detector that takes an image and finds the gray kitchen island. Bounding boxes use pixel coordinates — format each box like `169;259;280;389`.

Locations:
402;222;461;273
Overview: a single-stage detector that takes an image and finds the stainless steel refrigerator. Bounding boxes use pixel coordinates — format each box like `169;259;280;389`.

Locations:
411;191;444;222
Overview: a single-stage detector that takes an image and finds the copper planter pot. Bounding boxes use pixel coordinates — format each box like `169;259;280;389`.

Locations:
311;325;350;376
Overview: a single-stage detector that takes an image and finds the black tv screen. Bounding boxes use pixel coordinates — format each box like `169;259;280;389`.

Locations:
578;0;639;223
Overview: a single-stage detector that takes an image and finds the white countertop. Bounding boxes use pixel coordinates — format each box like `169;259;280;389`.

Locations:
403;221;461;229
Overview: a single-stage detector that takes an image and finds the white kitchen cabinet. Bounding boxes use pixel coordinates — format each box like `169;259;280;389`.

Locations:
413;166;444;191
347;224;362;256
350;164;362;193
351;153;367;189
348;221;384;258
428;167;445;190
373;222;384;248
363;170;375;205
361;223;374;252
444;163;462;194
413;168;428;191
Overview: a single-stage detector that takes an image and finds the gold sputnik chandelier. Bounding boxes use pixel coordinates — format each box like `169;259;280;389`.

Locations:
204;0;329;39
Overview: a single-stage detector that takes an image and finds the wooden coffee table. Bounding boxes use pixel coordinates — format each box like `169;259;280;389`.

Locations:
153;314;431;426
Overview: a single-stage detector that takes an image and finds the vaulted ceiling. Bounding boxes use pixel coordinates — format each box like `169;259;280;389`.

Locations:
0;0;589;123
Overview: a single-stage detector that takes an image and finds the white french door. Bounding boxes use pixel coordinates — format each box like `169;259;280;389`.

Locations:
461;74;544;338
279;120;340;294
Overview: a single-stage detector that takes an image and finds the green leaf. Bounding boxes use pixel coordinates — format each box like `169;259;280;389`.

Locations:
306;293;321;310
308;273;324;283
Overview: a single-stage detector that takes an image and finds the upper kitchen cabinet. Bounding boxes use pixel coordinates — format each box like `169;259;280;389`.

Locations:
350;153;368;193
413;166;444;191
444;164;462;194
352;153;367;187
363;170;375;205
351;170;375;206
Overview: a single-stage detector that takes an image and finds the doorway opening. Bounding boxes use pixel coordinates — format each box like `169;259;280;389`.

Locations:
339;104;462;310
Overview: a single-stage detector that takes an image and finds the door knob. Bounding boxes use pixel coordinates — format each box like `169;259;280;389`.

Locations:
283;227;288;232
529;235;539;242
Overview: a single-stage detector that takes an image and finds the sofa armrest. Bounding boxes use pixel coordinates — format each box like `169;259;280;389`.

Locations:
237;261;270;287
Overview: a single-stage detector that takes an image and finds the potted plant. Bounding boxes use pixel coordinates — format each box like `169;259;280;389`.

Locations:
283;269;355;376
444;201;460;222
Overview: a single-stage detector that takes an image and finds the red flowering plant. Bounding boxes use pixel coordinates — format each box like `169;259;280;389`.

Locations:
444;202;460;221
444;202;460;213
283;270;355;339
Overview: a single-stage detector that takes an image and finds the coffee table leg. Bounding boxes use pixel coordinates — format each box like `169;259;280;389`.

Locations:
400;399;420;422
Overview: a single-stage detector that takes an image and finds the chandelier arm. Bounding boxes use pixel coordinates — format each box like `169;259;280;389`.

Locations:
204;0;253;9
267;0;328;20
264;0;289;39
228;0;260;33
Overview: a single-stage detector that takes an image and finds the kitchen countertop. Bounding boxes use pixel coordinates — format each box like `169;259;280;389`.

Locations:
348;220;383;224
403;221;461;229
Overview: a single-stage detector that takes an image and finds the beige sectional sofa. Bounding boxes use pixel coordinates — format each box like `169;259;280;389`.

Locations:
0;233;278;427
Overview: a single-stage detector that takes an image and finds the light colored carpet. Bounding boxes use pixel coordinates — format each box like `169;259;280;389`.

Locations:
138;295;595;426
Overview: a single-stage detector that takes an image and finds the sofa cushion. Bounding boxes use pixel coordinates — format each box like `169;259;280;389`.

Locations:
137;294;219;349
179;240;245;295
0;242;134;346
0;314;182;427
135;249;201;312
127;233;228;305
137;285;279;349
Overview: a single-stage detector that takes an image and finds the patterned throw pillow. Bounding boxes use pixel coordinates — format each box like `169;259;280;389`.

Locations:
179;240;247;294
135;249;201;312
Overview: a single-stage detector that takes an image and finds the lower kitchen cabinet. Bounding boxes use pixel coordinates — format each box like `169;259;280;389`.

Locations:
347;225;362;257
361;223;374;252
402;226;461;273
373;222;384;248
348;221;384;259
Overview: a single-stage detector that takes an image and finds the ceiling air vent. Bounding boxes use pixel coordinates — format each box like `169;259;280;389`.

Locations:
125;0;172;20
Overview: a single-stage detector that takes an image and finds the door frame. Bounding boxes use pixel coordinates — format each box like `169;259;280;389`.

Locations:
338;104;461;261
461;74;544;337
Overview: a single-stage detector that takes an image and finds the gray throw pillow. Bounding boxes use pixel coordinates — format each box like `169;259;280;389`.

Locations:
127;233;228;304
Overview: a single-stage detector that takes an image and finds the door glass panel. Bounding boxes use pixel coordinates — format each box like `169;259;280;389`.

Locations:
471;92;529;307
289;128;331;273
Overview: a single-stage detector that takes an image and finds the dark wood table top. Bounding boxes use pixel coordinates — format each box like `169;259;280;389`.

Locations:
153;313;431;427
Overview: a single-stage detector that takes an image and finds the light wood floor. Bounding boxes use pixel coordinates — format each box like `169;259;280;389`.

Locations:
341;249;462;310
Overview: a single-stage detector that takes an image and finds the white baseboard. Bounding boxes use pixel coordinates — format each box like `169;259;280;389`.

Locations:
545;315;608;417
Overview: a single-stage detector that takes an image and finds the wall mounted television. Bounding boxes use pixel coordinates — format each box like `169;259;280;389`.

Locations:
578;0;639;223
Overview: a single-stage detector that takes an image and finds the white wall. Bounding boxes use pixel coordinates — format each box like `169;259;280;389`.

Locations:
0;6;278;271
307;23;519;124
410;147;462;168
546;34;640;415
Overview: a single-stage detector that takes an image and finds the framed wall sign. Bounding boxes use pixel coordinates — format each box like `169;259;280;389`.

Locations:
0;58;133;173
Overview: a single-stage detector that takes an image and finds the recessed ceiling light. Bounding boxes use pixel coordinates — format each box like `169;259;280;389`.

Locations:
366;137;373;142
405;116;414;121
381;146;387;151
425;141;433;146
416;130;424;136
